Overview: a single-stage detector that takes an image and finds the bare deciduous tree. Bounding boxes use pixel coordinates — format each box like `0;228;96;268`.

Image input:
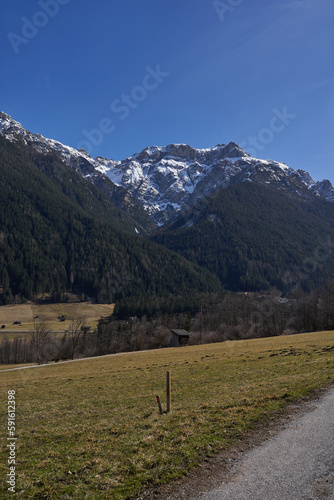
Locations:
30;320;51;364
67;317;86;359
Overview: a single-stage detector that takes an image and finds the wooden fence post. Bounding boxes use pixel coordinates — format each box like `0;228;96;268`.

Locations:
166;371;171;413
156;395;163;414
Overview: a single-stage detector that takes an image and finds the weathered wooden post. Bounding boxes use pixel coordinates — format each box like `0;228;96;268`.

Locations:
166;371;171;413
156;395;163;415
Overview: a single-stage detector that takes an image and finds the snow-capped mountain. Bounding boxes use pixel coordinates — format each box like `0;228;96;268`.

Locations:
94;142;254;224
96;142;334;225
1;111;333;226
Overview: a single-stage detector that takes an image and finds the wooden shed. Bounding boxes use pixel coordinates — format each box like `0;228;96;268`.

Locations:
169;329;190;347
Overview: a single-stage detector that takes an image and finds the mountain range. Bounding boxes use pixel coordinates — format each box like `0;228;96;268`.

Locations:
1;112;334;226
1;111;334;310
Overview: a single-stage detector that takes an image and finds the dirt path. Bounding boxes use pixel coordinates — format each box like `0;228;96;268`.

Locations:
0;348;155;372
137;385;334;500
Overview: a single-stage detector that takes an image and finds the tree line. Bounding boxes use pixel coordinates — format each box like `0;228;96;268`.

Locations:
0;315;179;364
2;283;334;364
190;283;334;343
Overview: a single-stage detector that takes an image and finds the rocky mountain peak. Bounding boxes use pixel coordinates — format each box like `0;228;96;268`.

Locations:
221;141;248;158
297;169;315;187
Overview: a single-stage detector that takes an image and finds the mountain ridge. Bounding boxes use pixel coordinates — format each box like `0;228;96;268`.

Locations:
0;112;156;235
1;112;334;227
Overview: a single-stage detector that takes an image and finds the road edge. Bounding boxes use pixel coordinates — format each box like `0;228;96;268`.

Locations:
134;381;334;500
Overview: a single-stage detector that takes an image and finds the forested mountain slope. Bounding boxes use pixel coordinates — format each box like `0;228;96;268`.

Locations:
0;136;222;311
151;182;334;292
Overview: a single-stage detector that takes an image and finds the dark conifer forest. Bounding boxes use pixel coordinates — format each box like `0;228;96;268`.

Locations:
151;182;334;293
0;136;221;315
2;133;334;322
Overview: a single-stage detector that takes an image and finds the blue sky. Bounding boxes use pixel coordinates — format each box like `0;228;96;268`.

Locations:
2;0;334;182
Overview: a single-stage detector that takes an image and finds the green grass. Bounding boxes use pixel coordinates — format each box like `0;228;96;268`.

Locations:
1;331;334;499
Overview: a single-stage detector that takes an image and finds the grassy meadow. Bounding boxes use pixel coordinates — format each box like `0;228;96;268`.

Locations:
0;302;114;334
1;331;334;499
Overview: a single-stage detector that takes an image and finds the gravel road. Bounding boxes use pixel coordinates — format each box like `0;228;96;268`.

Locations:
195;387;334;500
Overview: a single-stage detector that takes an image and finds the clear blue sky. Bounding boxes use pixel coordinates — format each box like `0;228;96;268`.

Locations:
2;0;334;182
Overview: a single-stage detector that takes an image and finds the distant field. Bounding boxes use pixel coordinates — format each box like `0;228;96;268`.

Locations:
1;331;334;499
0;302;114;333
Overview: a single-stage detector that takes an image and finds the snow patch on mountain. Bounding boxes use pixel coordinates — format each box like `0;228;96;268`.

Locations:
1;111;334;226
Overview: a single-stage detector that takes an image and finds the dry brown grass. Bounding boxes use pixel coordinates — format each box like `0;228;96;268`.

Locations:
0;302;114;332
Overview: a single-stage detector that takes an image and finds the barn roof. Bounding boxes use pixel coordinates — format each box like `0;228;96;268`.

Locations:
171;329;190;337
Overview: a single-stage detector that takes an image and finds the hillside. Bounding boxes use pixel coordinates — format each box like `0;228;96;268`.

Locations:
151;182;334;292
0;136;221;311
0;112;156;235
